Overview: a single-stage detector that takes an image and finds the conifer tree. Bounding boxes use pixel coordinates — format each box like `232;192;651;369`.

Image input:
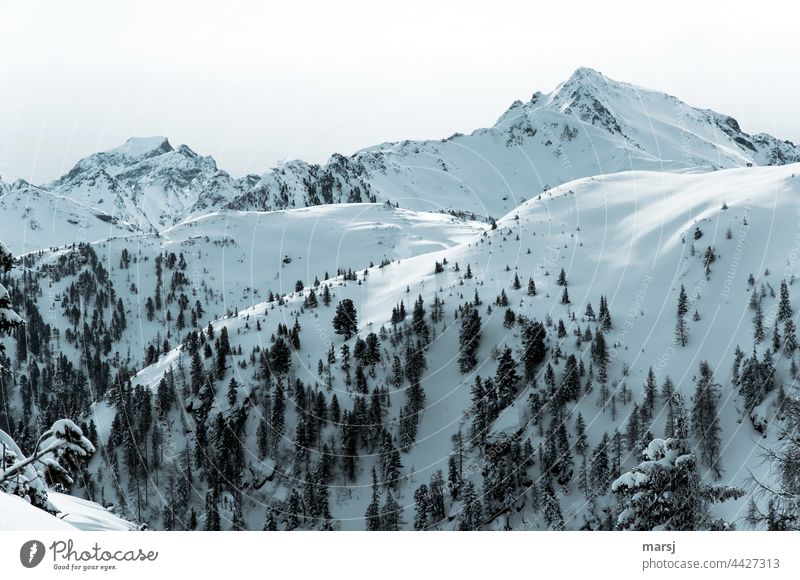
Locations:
590;433;611;495
521;321;547;380
458;480;482;531
753;297;765;344
541;478;565;530
365;469;382;530
613;399;742;530
779;280;793;321
468;377;487;450
675;285;689;346
458;304;481;373
784;319;797;355
495;347;519;409
644;367;657;419
691;361;723;477
381;493;402;531
332;298;358;340
575;412;588;455
413;484;430;530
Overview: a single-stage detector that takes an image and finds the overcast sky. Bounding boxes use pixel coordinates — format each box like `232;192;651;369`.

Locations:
1;0;798;184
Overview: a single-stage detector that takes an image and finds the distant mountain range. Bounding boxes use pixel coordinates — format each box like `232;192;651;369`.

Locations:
3;67;799;253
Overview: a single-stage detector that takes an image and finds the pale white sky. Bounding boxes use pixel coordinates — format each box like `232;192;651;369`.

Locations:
1;0;798;183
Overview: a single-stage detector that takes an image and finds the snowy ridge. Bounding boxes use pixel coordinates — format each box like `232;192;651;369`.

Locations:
7;68;799;254
224;68;800;219
0;179;139;254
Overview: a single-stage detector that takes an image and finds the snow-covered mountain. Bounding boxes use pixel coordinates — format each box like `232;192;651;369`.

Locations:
4;161;797;530
6;67;799;255
3;69;800;532
47;136;221;231
223;67;800;218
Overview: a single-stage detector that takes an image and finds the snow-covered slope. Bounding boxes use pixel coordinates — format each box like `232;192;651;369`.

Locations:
0;491;134;531
163;203;486;297
224;68;800;218
0;179;138;255
7;203;483;367
75;162;799;530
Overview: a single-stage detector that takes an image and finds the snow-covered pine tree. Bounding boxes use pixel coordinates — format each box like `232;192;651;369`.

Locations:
612;395;743;530
0;240;23;362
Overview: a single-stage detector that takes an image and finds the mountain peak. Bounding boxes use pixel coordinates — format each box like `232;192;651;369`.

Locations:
108;136;173;160
567;66;605;81
554;66;615;99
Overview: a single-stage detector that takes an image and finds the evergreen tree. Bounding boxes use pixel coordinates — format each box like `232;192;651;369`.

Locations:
575;412;588;455
753;297;765;344
521;321;547;380
495;347;519;409
413;484;430;530
332;299;358;340
190;349;205;397
457;304;481;373
612;403;742;530
751;392;800;529
675;285;689;346
644;367;657;420
204;489;221;530
541;478;565;530
227;377;239;407
365;468;382;531
590;433;611;495
269;337;292;376
468;377;487;450
458;480;482;531
661;376;675;401
785;319;798;355
691;361;723;477
381;493;402;531
779;280;793;321
271;383;286;454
